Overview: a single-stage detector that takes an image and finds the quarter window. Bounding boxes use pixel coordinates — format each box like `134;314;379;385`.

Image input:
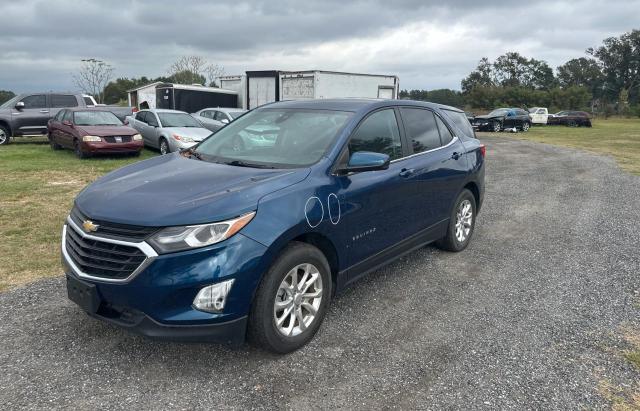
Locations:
444;109;473;138
400;108;441;153
21;94;47;109
349;109;402;160
51;94;78;108
435;116;453;146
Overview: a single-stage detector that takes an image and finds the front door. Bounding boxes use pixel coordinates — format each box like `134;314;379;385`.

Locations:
11;94;49;135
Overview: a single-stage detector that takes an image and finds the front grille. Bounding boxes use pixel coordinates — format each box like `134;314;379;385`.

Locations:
70;206;159;241
65;224;147;280
103;135;132;143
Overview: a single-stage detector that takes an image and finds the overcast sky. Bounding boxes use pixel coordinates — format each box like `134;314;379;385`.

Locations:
1;0;638;94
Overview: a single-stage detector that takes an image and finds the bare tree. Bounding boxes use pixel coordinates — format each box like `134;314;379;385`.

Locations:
168;55;224;86
72;59;114;103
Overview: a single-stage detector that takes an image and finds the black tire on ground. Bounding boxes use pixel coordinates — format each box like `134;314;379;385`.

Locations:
436;189;477;252
74;140;89;159
248;242;332;354
0;124;10;145
492;121;501;132
48;133;62;150
159;138;170;155
567;120;578;127
131;150;141;157
521;121;531;132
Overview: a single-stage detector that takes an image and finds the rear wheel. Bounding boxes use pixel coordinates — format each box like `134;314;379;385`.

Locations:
48;132;61;150
0;125;10;145
248;242;331;353
567;120;578;127
436;189;476;252
159;138;169;155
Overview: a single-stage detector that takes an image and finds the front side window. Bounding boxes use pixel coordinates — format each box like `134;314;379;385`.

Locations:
51;94;78;108
348;109;402;160
200;111;214;119
21;94;47;109
157;112;201;128
195;108;352;168
400;108;441;154
73;111;122;126
214;111;228;121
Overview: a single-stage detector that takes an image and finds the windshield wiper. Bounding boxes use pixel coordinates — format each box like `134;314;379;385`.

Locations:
223;160;276;169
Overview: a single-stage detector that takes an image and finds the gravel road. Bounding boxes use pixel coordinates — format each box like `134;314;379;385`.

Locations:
1;136;639;410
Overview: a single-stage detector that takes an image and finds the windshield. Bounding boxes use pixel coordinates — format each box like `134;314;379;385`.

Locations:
158;112;203;128
0;96;20;108
228;111;245;119
488;109;509;116
73;111;122;126
194;108;352;168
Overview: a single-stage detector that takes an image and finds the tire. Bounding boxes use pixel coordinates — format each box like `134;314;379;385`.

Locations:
0;124;10;145
436;189;477;252
74;140;89;159
48;133;61;150
492;121;501;132
131;150;141;157
521;121;530;132
159;138;170;155
248;242;332;353
567;120;578;127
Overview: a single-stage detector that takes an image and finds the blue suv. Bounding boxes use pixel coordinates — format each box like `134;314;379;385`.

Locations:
63;99;485;353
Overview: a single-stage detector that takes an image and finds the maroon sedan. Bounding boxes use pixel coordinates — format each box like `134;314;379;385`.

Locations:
47;108;143;158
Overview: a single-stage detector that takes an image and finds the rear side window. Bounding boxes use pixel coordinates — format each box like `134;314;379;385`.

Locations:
443;109;474;138
435;116;453;146
400;108;441;153
21;94;47;109
51;94;78;108
83;97;95;106
349;109;402;160
136;111;148;122
62;110;73;122
54;110;65;121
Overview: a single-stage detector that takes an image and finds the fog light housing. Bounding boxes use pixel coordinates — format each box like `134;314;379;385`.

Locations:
193;279;235;313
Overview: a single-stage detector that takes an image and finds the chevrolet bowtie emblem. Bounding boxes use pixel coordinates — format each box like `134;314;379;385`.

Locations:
82;220;99;233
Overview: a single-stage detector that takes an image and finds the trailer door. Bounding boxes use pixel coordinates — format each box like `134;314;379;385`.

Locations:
377;86;395;99
249;77;276;109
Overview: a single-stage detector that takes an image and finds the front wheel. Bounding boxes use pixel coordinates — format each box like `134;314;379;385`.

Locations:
521;121;530;132
48;133;61;150
436;189;476;252
74;140;89;159
248;242;331;353
492;121;501;132
159;138;170;155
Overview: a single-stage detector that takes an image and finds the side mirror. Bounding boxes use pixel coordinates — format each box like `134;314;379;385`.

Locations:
340;151;390;173
15;101;25;109
62;120;73;126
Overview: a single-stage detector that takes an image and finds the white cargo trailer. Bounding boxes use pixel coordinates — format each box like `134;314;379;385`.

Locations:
234;70;399;110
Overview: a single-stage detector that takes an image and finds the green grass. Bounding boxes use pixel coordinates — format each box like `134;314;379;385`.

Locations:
0;137;158;291
480;118;640;175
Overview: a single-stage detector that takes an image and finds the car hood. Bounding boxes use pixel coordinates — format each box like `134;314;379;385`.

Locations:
162;127;212;141
473;114;502;121
76;125;138;136
75;154;311;226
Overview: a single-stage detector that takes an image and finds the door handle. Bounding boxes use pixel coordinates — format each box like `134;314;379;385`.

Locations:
40;110;49;113
399;168;415;178
451;152;461;160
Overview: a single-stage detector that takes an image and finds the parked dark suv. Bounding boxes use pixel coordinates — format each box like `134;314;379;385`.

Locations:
547;111;592;127
63;99;485;353
472;107;531;132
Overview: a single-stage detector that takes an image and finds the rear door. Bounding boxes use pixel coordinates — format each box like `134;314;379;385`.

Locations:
58;110;76;148
11;94;49;135
50;94;79;119
397;107;469;229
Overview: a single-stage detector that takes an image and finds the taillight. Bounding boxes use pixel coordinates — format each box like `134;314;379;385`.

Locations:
479;144;486;158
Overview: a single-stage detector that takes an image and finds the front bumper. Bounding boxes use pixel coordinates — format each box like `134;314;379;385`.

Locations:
62;222;268;344
82;140;143;153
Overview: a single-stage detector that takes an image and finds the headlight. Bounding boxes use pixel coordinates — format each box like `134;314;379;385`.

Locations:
172;134;194;143
132;133;142;141
193;279;235;313
82;135;102;142
147;212;255;254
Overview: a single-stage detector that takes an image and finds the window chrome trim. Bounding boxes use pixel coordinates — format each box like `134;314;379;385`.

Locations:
62;216;158;284
390;135;460;164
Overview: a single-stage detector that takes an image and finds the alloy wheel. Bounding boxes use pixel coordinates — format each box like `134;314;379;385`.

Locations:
493;122;501;132
455;199;473;243
522;122;530;132
0;129;7;144
160;140;168;155
273;263;323;337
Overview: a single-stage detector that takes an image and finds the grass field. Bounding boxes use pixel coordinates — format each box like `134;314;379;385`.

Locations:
479;118;640;175
0;119;639;291
0;138;158;290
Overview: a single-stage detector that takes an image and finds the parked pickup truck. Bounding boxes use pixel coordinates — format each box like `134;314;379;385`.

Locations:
0;92;135;145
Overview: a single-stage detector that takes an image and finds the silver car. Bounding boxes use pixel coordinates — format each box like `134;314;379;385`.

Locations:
192;107;247;132
126;109;212;155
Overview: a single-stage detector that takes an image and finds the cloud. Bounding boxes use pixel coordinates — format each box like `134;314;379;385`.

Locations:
0;0;638;93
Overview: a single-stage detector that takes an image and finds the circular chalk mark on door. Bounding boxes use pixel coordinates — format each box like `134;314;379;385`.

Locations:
327;193;341;225
304;196;324;228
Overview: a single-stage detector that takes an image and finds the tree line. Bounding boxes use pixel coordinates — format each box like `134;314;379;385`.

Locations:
402;29;640;115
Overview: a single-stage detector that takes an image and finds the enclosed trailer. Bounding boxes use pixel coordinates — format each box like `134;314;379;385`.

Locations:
246;71;280;110
127;81;163;109
218;75;247;109
155;83;238;113
280;71;399;101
